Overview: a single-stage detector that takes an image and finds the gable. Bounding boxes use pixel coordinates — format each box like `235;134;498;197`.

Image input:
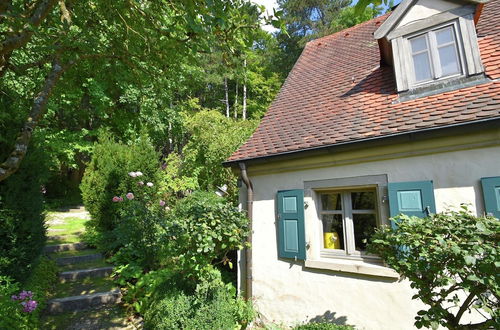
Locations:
374;0;486;39
396;0;463;28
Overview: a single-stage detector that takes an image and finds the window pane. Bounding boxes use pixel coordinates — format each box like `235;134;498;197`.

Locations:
412;52;433;82
438;44;460;76
353;214;377;251
321;193;342;210
351;192;375;210
410;35;428;53
435;27;454;45
322;214;344;250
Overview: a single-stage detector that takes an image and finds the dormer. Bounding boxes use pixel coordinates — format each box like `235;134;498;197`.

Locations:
375;0;487;94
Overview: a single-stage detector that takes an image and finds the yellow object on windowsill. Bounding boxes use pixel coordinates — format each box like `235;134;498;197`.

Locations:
324;232;340;249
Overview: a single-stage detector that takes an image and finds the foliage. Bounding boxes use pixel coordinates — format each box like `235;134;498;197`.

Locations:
160;191;250;278
142;267;254;330
0;276;35;329
180;110;258;202
0;143;49;282
81;132;161;235
0;257;57;329
295;324;354;330
368;208;499;329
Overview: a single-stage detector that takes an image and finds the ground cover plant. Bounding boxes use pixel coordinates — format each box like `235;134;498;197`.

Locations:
368;207;499;329
0;256;58;329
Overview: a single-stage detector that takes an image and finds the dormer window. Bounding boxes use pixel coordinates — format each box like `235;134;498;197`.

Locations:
409;24;463;85
374;1;485;94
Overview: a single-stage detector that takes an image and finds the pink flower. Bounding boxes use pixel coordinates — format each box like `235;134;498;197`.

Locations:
159;200;166;207
118;197;123;202
137;181;144;186
112;196;121;202
146;182;153;187
126;192;134;200
128;172;137;178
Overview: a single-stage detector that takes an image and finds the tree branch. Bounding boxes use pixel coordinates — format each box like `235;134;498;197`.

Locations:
0;0;58;78
454;290;477;325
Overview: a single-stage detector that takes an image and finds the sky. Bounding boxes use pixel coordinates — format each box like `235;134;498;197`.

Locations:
251;0;279;32
252;0;402;33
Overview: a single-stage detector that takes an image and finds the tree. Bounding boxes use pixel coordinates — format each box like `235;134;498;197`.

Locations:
272;0;385;78
0;0;265;182
368;208;499;329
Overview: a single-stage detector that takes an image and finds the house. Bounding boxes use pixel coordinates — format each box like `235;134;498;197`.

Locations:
224;0;500;328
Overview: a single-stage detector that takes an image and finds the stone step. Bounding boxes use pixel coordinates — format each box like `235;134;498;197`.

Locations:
56;253;103;266
59;267;114;281
45;290;122;315
44;242;88;253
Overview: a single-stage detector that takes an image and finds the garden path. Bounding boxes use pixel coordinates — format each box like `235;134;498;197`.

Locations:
40;206;139;329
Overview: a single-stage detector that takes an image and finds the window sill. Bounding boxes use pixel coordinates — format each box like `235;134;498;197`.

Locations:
305;258;400;279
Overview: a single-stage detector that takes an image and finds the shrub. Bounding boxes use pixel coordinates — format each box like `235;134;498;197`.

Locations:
81;132;161;248
0;257;57;329
143;267;254;330
160;191;250;279
0;144;48;281
368;207;499;329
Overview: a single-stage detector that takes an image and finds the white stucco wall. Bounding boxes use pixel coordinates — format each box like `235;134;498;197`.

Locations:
396;0;462;28
240;142;500;329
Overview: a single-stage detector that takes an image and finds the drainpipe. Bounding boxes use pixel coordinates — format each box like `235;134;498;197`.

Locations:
239;162;253;300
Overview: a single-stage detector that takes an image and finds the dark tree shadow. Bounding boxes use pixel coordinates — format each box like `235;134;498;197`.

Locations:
308;310;349;325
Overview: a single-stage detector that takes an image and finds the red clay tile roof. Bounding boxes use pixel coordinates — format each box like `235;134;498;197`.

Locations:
228;0;500;163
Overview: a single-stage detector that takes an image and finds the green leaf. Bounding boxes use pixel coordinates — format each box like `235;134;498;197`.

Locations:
464;255;476;265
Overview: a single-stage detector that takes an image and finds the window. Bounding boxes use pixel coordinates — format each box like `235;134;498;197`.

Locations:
409;24;462;85
319;189;378;259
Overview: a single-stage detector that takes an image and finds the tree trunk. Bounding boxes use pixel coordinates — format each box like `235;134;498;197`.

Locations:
0;58;65;182
234;81;239;118
242;58;247;120
224;76;230;118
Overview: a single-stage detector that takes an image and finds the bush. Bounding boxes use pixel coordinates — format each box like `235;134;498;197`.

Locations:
143;267;254;330
368;207;499;329
160;191;250;279
0;144;48;281
81;132;161;249
0;257;57;329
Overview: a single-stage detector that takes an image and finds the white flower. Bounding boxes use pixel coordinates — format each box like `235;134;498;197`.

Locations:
135;171;143;177
128;172;137;178
146;182;153;187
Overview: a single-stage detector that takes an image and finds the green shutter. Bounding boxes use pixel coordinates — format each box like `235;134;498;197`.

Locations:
388;181;436;221
481;177;500;219
277;190;306;260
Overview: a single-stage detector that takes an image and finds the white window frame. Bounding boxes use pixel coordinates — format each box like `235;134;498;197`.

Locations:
406;20;466;87
317;187;381;261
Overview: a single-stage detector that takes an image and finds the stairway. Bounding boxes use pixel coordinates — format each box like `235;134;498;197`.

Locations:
41;206;136;329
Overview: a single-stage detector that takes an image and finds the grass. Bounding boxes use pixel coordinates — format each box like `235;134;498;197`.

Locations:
47;234;83;245
51;276;117;299
58;258;111;272
50;249;97;258
48;217;88;236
